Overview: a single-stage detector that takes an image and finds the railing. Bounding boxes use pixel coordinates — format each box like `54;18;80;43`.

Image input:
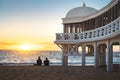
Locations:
55;17;120;43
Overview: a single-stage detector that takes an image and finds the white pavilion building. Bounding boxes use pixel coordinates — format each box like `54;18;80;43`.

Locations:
54;0;120;72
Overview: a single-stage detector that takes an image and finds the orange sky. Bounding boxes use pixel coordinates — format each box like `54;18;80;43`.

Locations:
0;16;62;50
0;41;60;51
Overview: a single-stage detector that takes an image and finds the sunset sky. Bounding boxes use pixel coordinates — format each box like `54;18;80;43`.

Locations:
0;0;112;50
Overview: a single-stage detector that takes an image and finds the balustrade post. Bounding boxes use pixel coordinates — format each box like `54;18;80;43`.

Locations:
115;23;117;31
95;31;97;37
92;31;94;38
99;29;102;37
82;33;84;39
104;27;106;35
70;33;74;40
110;25;112;33
107;26;109;34
79;33;81;40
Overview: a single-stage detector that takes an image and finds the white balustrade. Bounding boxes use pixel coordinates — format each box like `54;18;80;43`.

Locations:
55;17;120;42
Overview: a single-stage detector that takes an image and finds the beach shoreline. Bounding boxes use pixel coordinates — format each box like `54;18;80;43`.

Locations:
0;65;119;80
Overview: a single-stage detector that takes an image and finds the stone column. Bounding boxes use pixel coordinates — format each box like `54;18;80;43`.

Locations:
94;42;99;67
62;45;68;66
82;45;86;66
88;46;90;54
106;40;113;72
62;56;68;66
75;45;79;54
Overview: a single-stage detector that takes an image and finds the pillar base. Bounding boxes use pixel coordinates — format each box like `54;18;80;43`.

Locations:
62;56;68;66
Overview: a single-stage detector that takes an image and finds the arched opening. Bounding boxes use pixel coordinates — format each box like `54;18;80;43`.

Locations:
98;44;106;67
85;45;94;66
78;46;82;54
113;45;120;64
111;42;120;71
68;56;81;66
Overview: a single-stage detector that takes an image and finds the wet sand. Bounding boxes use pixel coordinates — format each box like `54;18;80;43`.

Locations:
0;65;119;80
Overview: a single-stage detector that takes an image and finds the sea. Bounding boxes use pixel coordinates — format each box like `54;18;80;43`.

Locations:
0;50;120;66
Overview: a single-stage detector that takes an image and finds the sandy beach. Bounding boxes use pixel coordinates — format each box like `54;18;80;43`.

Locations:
0;65;119;80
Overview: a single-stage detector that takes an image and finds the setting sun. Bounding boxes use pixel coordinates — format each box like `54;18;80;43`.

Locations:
14;44;41;51
19;44;33;50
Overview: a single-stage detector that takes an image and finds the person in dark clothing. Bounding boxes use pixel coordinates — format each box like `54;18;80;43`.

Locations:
44;58;49;66
37;56;42;66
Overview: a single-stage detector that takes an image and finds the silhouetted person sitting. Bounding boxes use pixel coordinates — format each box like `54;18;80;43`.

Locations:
37;56;42;66
44;58;49;66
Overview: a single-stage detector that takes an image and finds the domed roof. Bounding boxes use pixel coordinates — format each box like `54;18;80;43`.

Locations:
66;3;97;18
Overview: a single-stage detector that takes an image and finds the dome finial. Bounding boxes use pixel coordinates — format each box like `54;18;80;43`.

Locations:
83;2;86;7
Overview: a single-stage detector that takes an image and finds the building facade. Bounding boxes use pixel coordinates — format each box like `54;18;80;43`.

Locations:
54;0;120;72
